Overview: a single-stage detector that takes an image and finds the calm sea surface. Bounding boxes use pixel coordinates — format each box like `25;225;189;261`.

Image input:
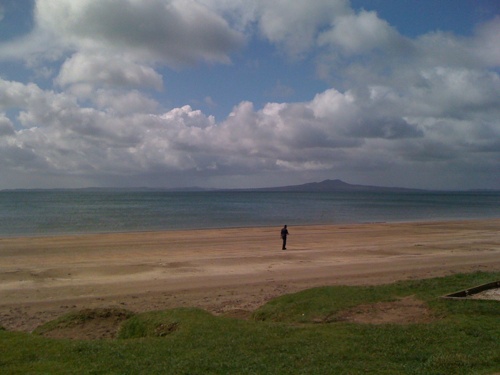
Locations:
0;190;499;236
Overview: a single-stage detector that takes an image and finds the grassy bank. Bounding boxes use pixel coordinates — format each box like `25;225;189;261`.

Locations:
1;272;499;374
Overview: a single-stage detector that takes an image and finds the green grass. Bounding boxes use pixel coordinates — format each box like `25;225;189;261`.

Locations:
1;271;499;374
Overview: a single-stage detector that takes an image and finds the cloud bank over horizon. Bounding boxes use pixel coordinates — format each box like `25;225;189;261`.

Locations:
0;0;499;190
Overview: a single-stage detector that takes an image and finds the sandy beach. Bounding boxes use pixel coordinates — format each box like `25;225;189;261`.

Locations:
1;219;499;332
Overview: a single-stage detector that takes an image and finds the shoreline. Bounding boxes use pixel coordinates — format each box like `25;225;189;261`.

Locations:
1;219;499;332
2;216;498;239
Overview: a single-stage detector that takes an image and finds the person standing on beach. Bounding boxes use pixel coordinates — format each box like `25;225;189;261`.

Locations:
281;225;289;250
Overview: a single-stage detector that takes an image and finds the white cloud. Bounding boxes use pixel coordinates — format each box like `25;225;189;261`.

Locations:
471;16;500;67
255;0;349;57
408;67;500;118
56;53;164;90
318;10;405;54
93;89;159;115
0;0;246;77
200;0;351;58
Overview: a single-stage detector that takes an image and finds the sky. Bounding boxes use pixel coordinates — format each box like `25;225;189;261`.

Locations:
0;0;499;190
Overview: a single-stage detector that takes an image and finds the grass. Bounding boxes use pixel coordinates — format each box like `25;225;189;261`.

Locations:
1;271;499;374
33;307;134;336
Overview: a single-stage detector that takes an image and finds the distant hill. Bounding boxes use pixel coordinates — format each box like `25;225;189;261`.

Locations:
5;180;496;193
250;179;425;193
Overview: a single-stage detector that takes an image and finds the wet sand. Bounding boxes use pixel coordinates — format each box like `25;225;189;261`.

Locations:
1;219;499;332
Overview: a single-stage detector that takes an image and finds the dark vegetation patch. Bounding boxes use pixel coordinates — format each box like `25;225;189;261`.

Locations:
34;308;134;340
118;308;214;339
222;309;253;320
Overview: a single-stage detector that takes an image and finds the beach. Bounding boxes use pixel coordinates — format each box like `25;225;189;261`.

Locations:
1;219;499;332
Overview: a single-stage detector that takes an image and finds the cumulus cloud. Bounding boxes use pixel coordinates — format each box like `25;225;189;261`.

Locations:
0;114;15;136
92;90;159;115
0;1;498;189
255;0;349;57
0;67;498;188
409;67;500;118
56;53;164;90
35;0;245;64
0;0;245;71
318;10;406;55
471;16;500;67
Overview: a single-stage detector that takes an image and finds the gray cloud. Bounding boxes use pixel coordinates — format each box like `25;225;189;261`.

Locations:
56;53;164;90
0;114;15;136
35;0;245;65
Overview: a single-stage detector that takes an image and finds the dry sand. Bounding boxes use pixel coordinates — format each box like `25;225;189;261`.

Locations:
0;219;499;332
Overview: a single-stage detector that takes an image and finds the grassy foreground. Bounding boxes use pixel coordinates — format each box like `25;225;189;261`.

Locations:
1;272;499;374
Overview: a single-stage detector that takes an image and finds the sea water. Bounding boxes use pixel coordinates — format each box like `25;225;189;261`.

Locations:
0;190;499;236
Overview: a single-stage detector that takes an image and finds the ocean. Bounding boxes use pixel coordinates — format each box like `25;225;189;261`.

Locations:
0;190;499;237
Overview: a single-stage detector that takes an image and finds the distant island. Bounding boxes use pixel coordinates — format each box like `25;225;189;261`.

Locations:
251;180;426;192
2;179;497;193
244;179;425;193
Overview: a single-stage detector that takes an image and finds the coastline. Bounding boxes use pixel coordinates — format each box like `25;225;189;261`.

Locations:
1;219;499;332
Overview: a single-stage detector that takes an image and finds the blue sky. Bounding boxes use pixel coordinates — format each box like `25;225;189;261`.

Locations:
0;0;499;189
